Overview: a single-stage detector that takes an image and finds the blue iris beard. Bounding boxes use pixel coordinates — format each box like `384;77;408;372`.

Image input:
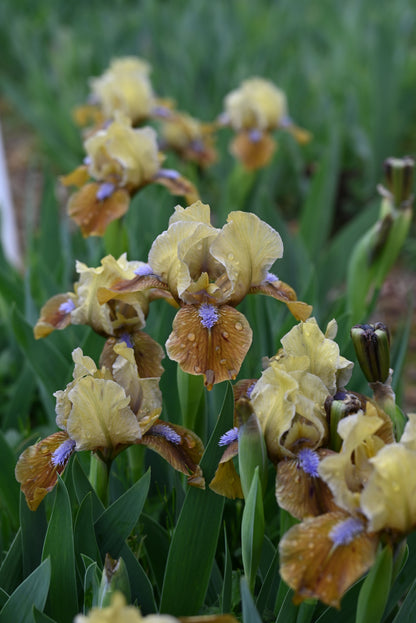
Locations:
298;448;320;477
198;303;219;329
329;516;364;547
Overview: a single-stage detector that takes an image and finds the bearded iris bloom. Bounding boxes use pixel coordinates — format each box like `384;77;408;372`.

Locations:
278;402;408;608
61;114;198;236
15;344;204;511
158;110;217;167
103;200;312;389
220;77;311;170
34;253;165;379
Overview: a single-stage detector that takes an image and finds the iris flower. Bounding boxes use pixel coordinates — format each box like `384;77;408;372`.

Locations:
211;319;352;510
220;77;311;170
16;344;204;511
34;253;165;379
278;404;407;608
88;57;156;126
103;201;312;389
61;114;198;236
159;110;217;167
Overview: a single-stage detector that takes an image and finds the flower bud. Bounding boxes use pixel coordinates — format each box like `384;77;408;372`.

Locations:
236;399;268;499
325;391;365;451
382;156;414;208
350;323;390;384
98;555;131;608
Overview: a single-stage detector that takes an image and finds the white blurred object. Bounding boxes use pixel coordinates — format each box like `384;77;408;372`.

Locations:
0;119;22;269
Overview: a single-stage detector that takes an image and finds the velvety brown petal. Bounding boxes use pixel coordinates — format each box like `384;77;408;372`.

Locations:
279;511;378;608
249;279;312;321
15;431;73;511
140;420;205;488
154;173;200;205
100;332;165;379
34;293;76;339
166;305;252;389
233;379;258;403
230;132;276;170
68;183;130;237
276;450;339;519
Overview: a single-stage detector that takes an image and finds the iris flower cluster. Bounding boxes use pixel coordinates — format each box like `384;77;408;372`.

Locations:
62;57;311;237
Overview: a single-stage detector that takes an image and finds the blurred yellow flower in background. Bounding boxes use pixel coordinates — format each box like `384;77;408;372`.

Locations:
89;57;156;125
221;76;311;170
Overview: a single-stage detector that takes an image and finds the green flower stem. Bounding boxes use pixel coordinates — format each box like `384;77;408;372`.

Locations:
89;452;112;506
103;218;129;257
370;381;407;440
126;444;145;483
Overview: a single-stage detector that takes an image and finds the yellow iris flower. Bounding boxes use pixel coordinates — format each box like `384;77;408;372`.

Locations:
16;345;204;511
105;200;312;389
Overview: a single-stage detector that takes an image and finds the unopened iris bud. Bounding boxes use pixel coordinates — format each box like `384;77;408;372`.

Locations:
236;398;268;499
382;157;414;209
351;323;390;384
98;555;130;608
325;391;364;451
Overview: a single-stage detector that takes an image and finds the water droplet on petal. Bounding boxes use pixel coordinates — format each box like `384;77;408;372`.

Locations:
222;331;229;339
235;322;243;331
187;333;196;341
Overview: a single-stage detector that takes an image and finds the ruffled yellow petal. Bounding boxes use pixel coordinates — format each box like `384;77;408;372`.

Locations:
149;211;219;299
280;318;353;394
72;254;148;336
251;363;328;461
210;211;283;305
89;56;155;124
398;412;416;451
85;119;159;188
100;333;165;380
168;200;212;226
64;375;143;452
224;78;288;132
166;304;252;389
279;511;378;608
67;183;130;237
15;431;73;511
34;292;77;339
361;443;416;533
318;412;387;515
